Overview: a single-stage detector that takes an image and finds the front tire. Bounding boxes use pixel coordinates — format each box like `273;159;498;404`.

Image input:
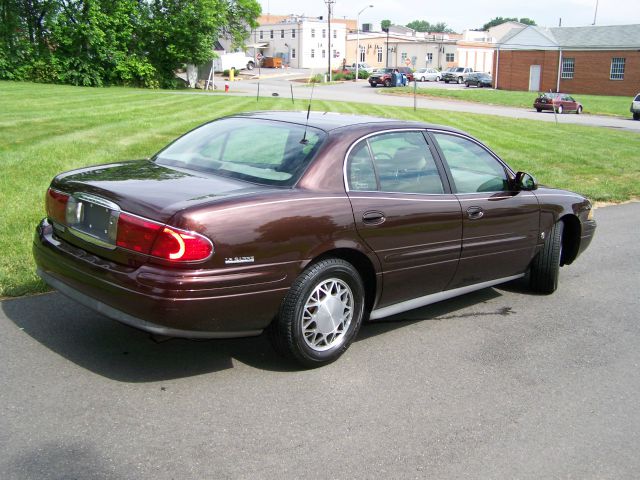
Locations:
556;105;563;114
246;61;255;70
457;76;463;84
529;221;564;294
383;79;391;87
576;105;582;114
634;112;640;120
435;76;440;82
269;258;365;368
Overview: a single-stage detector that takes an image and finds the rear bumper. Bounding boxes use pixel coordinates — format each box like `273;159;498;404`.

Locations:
34;219;295;338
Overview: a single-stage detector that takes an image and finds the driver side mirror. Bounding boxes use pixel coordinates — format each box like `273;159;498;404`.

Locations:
515;171;538;191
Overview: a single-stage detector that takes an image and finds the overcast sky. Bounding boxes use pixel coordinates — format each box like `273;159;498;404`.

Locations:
258;0;639;32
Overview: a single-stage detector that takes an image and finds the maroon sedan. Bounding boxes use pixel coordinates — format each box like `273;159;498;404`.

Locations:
34;112;596;367
534;92;583;114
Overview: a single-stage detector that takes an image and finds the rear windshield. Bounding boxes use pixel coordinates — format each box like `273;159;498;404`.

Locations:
154;118;326;187
635;94;640;101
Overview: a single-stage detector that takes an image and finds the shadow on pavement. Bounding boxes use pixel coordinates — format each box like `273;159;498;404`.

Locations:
3;286;509;381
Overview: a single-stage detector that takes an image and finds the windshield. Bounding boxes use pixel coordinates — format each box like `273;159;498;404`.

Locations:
154;118;326;187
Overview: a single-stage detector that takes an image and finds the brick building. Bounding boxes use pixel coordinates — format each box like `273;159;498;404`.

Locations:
494;24;640;96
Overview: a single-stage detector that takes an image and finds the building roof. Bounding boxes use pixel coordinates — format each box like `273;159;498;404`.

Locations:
499;24;640;50
549;24;640;49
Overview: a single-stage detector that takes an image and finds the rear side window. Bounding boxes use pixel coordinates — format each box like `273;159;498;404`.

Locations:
348;131;444;194
433;133;509;193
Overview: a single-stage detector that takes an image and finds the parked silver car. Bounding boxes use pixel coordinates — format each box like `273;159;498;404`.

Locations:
415;68;440;82
631;93;640;120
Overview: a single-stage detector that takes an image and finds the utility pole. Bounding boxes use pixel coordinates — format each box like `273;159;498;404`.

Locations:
325;0;336;81
355;5;374;82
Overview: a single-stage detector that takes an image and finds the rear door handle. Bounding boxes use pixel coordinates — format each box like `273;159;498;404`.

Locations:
466;206;484;220
362;211;386;225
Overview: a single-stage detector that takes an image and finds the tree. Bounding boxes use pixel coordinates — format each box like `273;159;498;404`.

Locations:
0;0;261;87
481;16;536;31
406;20;455;33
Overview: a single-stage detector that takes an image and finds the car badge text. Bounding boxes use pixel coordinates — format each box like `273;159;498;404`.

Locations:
225;256;255;265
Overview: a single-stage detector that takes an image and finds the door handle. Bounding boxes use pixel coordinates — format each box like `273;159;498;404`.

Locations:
466;206;484;220
362;211;386;225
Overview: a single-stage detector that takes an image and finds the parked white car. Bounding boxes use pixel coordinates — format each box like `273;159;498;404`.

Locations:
415;68;441;82
345;62;375;73
631;93;640;120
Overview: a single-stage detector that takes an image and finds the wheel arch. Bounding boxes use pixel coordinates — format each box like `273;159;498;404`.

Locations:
559;214;581;266
310;248;379;315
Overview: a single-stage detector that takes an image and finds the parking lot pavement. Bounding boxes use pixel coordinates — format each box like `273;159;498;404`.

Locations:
213;76;640;132
1;202;639;479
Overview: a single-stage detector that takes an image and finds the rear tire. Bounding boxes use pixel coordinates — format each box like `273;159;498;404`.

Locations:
634;112;640;120
383;79;391;87
556;105;563;114
269;258;365;368
435;76;440;82
529;221;564;294
457;77;463;84
246;61;255;70
465;81;470;87
536;107;542;112
576;105;582;114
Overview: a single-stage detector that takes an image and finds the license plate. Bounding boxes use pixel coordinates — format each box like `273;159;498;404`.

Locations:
66;194;120;248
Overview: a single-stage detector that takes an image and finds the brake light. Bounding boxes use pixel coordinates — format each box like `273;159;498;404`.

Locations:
46;188;69;224
151;227;213;261
116;213;162;254
116;213;213;261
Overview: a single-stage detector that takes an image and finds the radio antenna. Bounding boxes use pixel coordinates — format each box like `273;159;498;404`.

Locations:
300;81;316;144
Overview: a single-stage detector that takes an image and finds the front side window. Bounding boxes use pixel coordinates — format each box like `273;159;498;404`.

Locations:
561;57;575;79
347;131;444;194
611;57;625;80
155;118;326;187
433;133;509;193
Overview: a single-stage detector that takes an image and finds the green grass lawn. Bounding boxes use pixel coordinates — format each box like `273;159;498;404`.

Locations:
383;86;634;117
1;81;639;297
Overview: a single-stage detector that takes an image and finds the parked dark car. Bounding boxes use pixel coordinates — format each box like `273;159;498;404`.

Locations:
534;92;583;114
465;72;493;88
34;112;596;367
368;67;414;87
442;67;474;84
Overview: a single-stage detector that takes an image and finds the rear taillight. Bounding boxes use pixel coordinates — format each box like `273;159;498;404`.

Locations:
116;213;163;254
151;227;213;261
116;213;213;262
46;188;69;224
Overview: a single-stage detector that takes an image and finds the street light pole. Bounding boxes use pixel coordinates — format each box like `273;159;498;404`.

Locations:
325;0;335;82
355;5;373;82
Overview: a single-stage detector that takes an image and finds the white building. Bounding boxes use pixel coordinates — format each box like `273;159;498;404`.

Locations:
251;15;347;70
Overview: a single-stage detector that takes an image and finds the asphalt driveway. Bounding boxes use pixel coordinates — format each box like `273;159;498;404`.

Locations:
1;202;639;479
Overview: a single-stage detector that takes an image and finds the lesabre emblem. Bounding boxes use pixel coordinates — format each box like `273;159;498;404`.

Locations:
225;256;255;265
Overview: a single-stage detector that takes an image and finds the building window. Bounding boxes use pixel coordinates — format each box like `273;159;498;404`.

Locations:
292;28;296;38
311;49;315;58
280;29;284;39
333;30;336;39
377;47;383;63
401;52;407;63
610;57;625;80
292;49;296;59
322;49;326;58
259;31;263;40
561;58;574;79
445;53;454;62
270;30;273;39
333;49;338;59
359;46;365;63
311;29;315;38
322;29;326;38
426;52;433;63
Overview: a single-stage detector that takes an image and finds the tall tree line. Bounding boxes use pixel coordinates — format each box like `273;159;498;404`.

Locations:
0;0;261;87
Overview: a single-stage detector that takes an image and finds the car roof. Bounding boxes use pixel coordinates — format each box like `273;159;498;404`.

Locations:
229;111;463;134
